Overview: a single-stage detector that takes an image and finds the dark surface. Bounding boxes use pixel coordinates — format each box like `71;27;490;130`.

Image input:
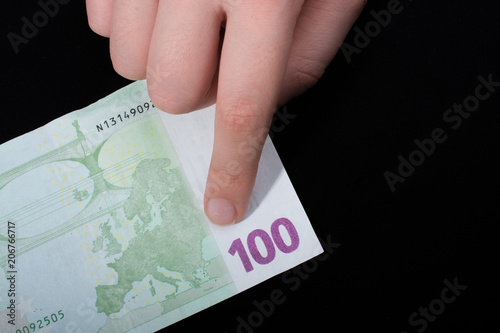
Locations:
2;1;499;332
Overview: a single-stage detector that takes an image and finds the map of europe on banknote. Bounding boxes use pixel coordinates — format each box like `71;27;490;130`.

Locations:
0;81;322;332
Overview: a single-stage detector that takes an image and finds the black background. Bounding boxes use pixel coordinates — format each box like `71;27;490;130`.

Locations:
2;1;499;332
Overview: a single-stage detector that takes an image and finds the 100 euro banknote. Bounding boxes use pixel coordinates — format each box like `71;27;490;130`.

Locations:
0;81;322;332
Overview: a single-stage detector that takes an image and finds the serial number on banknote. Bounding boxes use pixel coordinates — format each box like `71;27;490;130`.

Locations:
96;101;155;133
15;310;65;333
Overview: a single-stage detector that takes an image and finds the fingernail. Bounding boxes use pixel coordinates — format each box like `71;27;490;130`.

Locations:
206;198;236;225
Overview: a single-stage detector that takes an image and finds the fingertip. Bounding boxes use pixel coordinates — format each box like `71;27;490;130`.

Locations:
205;198;237;226
87;15;111;37
146;83;195;114
110;51;147;81
203;158;257;226
86;0;113;37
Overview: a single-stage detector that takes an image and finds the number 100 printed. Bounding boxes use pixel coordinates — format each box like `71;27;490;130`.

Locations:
229;218;300;273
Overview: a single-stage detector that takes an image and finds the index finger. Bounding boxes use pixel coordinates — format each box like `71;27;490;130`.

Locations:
204;0;304;225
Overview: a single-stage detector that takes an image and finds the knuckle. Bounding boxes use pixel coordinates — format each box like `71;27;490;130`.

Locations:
218;98;266;135
288;55;326;91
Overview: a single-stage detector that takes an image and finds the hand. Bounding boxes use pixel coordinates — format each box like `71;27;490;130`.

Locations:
86;0;366;225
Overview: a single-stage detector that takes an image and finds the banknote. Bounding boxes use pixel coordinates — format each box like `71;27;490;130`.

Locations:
0;81;322;332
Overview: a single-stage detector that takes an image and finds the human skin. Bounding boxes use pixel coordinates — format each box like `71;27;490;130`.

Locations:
86;0;366;225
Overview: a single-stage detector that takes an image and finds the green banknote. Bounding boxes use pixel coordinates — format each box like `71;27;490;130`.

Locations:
0;81;322;332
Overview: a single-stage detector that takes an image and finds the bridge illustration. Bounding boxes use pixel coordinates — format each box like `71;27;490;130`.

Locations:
0;120;135;268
